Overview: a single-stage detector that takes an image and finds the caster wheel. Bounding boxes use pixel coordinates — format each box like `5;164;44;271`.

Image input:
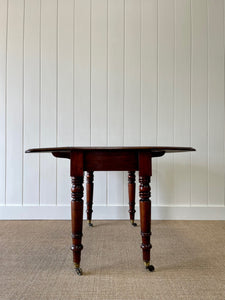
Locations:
130;220;137;227
75;267;83;276
88;221;93;227
146;265;155;272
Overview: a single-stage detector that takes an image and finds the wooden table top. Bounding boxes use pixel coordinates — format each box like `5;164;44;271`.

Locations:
26;146;195;154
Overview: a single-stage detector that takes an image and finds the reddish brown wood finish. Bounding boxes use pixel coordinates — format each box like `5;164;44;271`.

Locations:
70;151;84;275
25;146;195;274
139;176;151;262
86;171;94;226
128;171;136;225
84;150;138;171
139;152;152;266
71;176;83;270
26;146;195;153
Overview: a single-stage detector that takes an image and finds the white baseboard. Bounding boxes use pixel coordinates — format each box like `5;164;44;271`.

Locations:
0;205;225;220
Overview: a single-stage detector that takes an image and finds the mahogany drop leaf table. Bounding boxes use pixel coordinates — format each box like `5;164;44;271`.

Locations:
26;146;195;275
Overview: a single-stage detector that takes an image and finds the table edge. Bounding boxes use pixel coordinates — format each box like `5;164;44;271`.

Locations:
25;146;196;154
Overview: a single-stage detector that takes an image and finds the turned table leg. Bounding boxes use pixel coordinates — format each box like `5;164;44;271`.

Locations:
139;152;154;272
71;176;84;275
139;176;154;271
86;171;94;227
128;171;137;226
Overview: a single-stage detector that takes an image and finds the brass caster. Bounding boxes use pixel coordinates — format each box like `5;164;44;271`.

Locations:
88;220;93;227
130;220;137;227
75;267;83;276
74;263;83;275
144;262;155;272
146;265;155;272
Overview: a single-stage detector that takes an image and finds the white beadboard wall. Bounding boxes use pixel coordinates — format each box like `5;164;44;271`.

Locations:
0;0;225;220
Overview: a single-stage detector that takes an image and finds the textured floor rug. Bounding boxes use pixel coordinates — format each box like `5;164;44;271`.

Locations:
0;220;224;300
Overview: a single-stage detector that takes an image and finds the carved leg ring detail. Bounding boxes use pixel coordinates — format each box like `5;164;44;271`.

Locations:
139;176;155;272
71;176;84;275
86;171;94;227
128;171;137;226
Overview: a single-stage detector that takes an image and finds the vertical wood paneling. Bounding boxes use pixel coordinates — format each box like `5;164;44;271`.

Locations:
0;0;225;218
174;0;191;205
141;0;158;205
157;0;175;205
124;0;141;207
0;0;8;205
91;0;108;146
158;0;175;145
108;0;124;147
207;0;224;206
74;0;91;146
74;0;91;208
6;0;24;205
23;0;40;205
57;0;74;206
124;0;141;146
40;0;57;205
108;0;124;205
91;0;108;205
191;0;208;205
141;0;158;146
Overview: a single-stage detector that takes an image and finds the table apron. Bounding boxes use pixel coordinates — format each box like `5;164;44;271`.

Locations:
83;151;138;171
